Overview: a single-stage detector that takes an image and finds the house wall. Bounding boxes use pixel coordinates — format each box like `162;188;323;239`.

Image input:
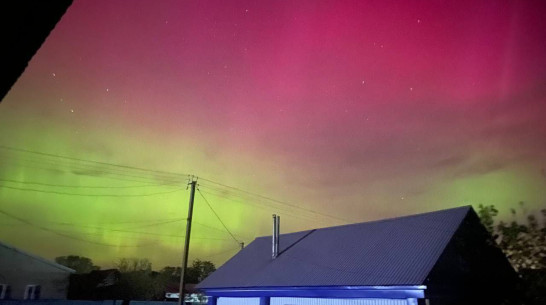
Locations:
217;297;260;305
271;297;416;305
0;245;72;299
216;297;417;305
424;210;518;305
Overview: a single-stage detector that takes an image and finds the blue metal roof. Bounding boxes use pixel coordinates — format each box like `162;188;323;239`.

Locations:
198;206;471;288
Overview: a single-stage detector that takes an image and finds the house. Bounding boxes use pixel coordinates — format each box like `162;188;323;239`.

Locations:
0;241;75;300
67;269;121;300
197;206;517;305
165;283;207;304
165;282;202;302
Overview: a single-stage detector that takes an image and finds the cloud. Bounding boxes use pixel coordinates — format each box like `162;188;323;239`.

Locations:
71;168;106;177
433;154;468;169
451;158;506;178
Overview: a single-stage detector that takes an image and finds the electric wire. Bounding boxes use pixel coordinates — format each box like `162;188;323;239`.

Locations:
198;184;315;217
198;188;329;225
1;145;350;225
0;211;233;241
198;188;326;225
0;217;186;227
1;155;185;186
0;209;156;247
0;178;171;189
200;247;241;260
0;185;183;197
0;145;189;180
192;220;250;240
199;177;350;224
197;188;242;247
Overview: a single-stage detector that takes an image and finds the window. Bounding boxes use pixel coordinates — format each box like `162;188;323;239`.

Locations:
24;285;41;300
0;284;11;300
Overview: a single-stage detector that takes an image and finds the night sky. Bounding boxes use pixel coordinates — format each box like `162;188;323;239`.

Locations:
1;0;546;269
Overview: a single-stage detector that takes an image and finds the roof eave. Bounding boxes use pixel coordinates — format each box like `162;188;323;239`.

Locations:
201;285;426;299
0;241;76;273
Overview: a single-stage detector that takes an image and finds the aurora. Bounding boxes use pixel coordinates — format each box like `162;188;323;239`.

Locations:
1;0;545;269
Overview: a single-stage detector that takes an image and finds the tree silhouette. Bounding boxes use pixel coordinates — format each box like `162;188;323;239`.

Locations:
116;258;152;273
478;203;546;305
55;255;100;273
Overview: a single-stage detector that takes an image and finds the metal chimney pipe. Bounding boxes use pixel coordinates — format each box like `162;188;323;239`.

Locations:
275;215;280;257
272;214;277;259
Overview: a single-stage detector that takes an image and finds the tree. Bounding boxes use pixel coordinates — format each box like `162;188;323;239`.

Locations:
115;258;161;300
478;203;546;271
109;258;216;300
158;266;181;282
188;259;216;282
159;259;216;283
477;204;498;235
116;258;152;273
478;203;546;305
55;255;100;273
117;270;163;300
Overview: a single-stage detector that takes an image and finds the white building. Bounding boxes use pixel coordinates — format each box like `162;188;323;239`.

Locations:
0;241;75;300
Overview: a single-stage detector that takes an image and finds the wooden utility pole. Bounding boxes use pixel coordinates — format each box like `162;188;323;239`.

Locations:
178;179;197;305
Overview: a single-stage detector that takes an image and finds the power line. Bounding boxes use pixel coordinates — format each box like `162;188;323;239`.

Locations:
192;220;250;240
1;155;185;186
199;177;349;223
1;145;349;224
199;247;240;260
197;188;241;247
126;218;185;229
0;211;233;241
0;178;174;189
0;185;183;197
1;160;164;186
0;217;186;227
0;209;156;247
198;188;331;225
0;145;189;180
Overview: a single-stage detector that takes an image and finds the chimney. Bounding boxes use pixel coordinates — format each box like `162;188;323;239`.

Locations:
276;215;280;256
272;214;280;258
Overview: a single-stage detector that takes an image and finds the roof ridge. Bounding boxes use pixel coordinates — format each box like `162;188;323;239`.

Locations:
256;205;472;239
0;240;76;273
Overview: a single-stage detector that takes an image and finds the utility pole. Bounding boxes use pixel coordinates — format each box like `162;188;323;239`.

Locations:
178;178;197;305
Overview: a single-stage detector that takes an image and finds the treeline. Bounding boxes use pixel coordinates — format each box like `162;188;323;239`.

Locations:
478;203;546;305
55;256;215;301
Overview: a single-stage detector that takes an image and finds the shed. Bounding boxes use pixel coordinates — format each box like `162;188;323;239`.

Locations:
0;241;75;300
197;206;517;305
